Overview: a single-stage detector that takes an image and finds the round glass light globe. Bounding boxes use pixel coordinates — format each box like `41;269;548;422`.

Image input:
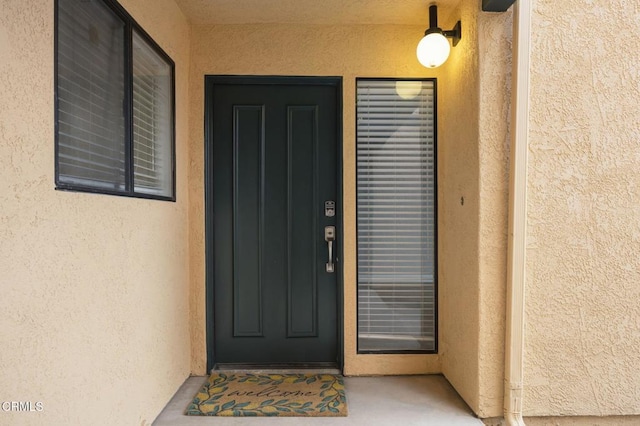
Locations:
416;32;451;68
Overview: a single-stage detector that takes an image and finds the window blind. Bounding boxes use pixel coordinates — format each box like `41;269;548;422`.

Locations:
132;30;173;197
356;79;437;352
57;0;126;189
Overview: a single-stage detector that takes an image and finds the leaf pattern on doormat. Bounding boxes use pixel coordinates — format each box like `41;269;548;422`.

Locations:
185;373;347;417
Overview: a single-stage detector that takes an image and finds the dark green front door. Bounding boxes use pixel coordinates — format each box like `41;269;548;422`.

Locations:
206;77;340;365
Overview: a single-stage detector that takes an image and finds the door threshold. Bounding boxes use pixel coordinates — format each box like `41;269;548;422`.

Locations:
213;362;340;375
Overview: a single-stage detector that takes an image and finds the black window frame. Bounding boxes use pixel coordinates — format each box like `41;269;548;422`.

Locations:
355;77;439;355
54;0;176;202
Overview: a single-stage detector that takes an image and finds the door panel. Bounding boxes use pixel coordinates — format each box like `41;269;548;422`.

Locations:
232;105;264;337
209;79;339;365
287;106;319;338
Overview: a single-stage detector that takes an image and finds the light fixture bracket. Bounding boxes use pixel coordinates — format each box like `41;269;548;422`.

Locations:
443;21;462;47
423;5;462;47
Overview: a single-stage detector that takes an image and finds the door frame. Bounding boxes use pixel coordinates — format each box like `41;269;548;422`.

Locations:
204;75;344;372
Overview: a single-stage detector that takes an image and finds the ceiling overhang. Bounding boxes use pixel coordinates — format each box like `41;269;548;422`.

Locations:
173;0;461;26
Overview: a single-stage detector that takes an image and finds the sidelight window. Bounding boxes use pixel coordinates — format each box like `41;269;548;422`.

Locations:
356;79;437;353
55;0;175;200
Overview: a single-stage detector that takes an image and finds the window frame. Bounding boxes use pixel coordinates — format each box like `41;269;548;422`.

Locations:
355;77;439;355
54;0;176;201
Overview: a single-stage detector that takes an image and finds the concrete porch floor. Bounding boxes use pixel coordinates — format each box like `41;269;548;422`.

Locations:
153;375;483;425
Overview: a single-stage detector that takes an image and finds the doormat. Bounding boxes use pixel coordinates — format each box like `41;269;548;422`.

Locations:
185;373;348;417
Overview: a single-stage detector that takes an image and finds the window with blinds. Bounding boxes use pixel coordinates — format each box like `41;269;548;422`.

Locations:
132;30;173;197
356;79;437;353
55;0;175;200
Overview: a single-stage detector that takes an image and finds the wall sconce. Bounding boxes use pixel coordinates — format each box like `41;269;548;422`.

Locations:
416;4;462;68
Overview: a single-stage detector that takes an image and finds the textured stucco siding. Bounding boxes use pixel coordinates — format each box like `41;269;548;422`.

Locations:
524;0;640;416
523;415;640;425
439;2;512;418
477;7;512;418
438;0;482;414
0;0;191;424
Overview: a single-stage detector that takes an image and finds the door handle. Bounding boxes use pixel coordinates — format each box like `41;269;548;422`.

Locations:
325;226;336;273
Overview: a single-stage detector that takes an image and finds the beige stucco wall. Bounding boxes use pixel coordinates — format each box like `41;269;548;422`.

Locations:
188;23;445;376
476;7;512;418
438;2;511;418
0;0;191;424
438;0;482;413
523;416;640;426
524;0;640;417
